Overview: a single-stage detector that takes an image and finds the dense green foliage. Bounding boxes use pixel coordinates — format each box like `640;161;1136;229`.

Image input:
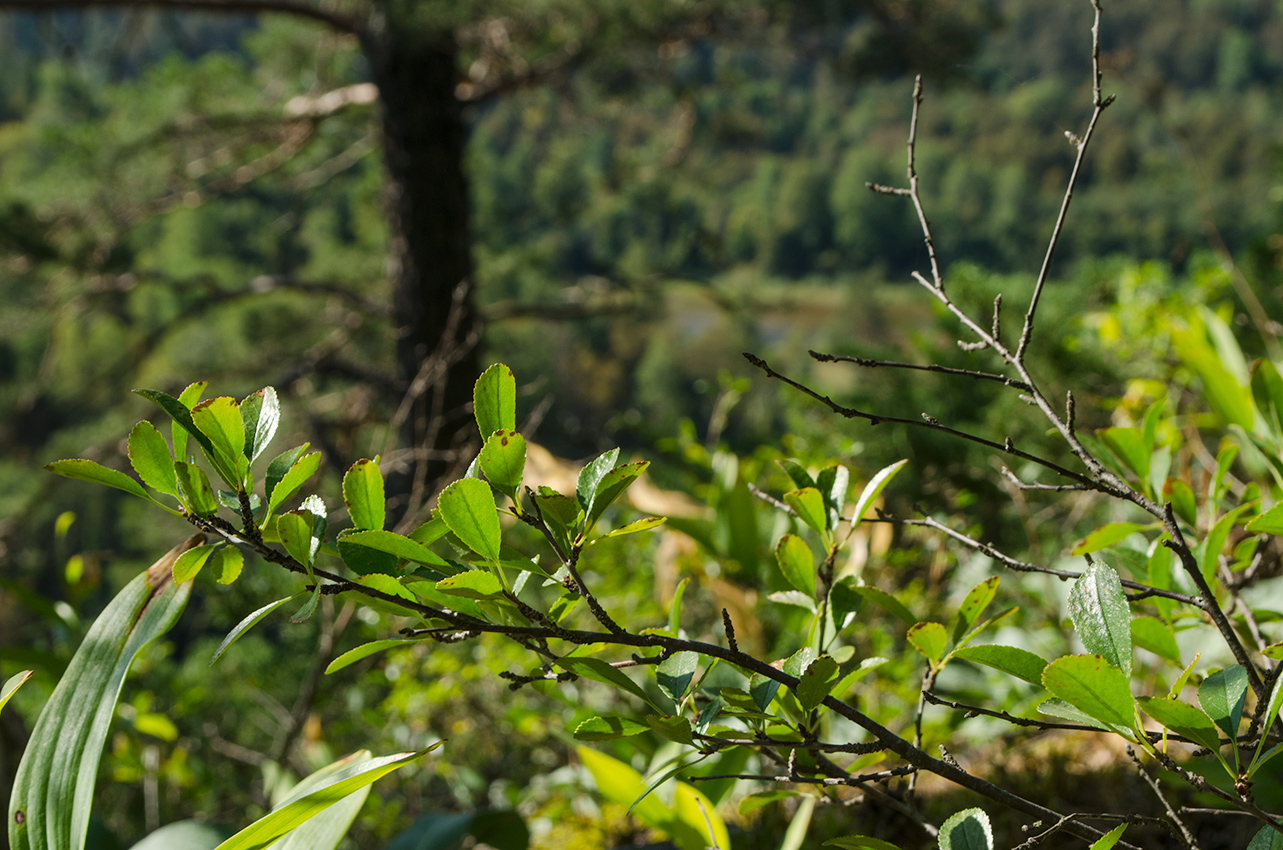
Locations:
2;1;1283;849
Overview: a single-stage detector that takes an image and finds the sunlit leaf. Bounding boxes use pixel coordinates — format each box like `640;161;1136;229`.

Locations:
1068;562;1132;677
1071;522;1151;556
1089;824;1128;850
479;429;526;503
587;461;648;528
784;487;828;536
240;387;280;464
656;652;698;704
191;397;247;487
210;594;301;666
574;716;649;741
577;448;620;513
599;516;667;541
1136;697;1222;753
952;576;999;643
1198;665;1248;738
775;534;817;597
343;459;385;531
850;459;908;526
474;363;517;438
1041;655;1135;735
325;639;418;675
212;547;244;585
0;670;32;715
45;459;149;502
265;451;322;518
954;645;1047;686
173;544;217;583
796;655;840;712
825;837;903;850
435;570;505;600
907;622;948;667
438;478;501;563
128;421;179;499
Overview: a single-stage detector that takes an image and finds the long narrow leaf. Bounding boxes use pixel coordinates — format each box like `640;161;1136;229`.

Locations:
9;535;202;850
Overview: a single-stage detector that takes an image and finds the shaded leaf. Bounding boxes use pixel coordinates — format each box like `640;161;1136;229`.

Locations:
1097;427;1149;480
174;461;219;516
340;529;447;568
170;381;208;463
1164;479;1198;528
657;652;699;704
587;461;648;528
559;658;657;710
1136;697;1222;752
647;714;694;746
210;594;300;666
907;622;948;667
1131;617;1181;666
854;586;916;626
825;837;903;850
1246;502;1283;536
954;645;1047;686
740;790;799;817
1199;665;1249;738
1071;523;1150;556
1247;825;1283;850
797;655;840;712
775;534;817;597
938;808;992;850
750;673;780;711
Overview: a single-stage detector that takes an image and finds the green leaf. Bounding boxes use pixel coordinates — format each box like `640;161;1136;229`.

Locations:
668;577;689;637
587;461;649;528
1248;664;1283;774
278;511;319;569
854;586;916;626
850;459;908;525
778;459;817;490
324;639;417;675
1251;359;1283;436
169;381;207;463
45;459;150;502
264;445;310;513
560;657;658;710
1198;665;1248;738
954;645;1047;685
1247;825;1283;850
128;421;179;499
0;670;32;715
211;547;244;585
210;594;300;666
907;622;948;667
1264;642;1283;661
656;652;698;704
174;461;219;516
240;387;280;463
1041;655;1136;734
474;363;517;438
1097;427;1149;480
1202;505;1252;581
938;808;992;850
1088;824;1128;850
1068;562;1132;677
266;451;322;517
647;714;695;745
784;487;828;536
290;584;323;624
260;750;371;850
817;464;851;530
749;673;780;711
1164;479;1197;528
173;544;217;583
191;397;247;487
600;516;667;541
952;576;999;643
479;429;526;502
336;540;398;577
1246;502;1283;536
1136;697;1222;752
740;790;799;817
775;534;817;597
1071;522;1150;556
435;570;505;600
826;838;903;850
830;576;864;630
211;748;436;850
577;448;620;513
1212;444;1240;504
8;535;199;850
797;655;840;712
343;459;385;531
340;529;447;568
577;746;728;850
574;716;649;741
1130;617;1181;666
126;820;231;850
438;478;501;563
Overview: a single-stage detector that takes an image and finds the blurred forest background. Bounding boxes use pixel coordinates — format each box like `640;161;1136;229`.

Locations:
2;0;1283;847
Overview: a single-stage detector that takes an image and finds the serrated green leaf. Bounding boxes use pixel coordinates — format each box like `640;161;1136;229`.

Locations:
438;478;501;563
647;714;694;745
210;594;300;666
1071;522;1151;556
775;534;817;597
851;459;908;528
211;748;435;850
240;387;279;463
265;451;321;518
479;429;526;502
825;837;903;850
169;381;207;462
573;715;649;741
191;397;246;487
577;449;620;513
1136;697;1223;752
324;639;417;675
474;363;517;438
212;547;244;585
785;487;828;536
907;621;948;667
0;670;32;715
173;544;217;583
1088;824;1128;850
343;459;385;531
1131;616;1181;665
1199;665;1249;739
8;535;198;850
938;808;992;850
953;576;999;643
174;461;219;516
797;655;840;712
560;658;657;710
854;585;916;626
1041;655;1136;734
656;652;698;704
1068;562;1132;677
954;644;1047;685
128;421;179;499
587;461;648;528
435;570;505;600
278;511;318;569
45;458;150;502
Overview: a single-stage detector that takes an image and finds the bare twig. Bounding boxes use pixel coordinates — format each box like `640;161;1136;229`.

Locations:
808;350;1030;391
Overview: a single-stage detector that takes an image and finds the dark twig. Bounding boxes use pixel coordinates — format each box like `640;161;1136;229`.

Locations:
1127;746;1200;850
808;350;1030;391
